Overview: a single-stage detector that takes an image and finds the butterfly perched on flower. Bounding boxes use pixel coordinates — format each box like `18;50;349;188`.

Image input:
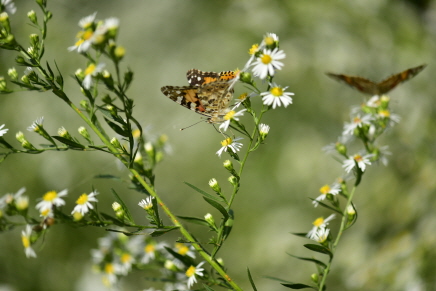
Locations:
326;64;426;95
161;69;237;124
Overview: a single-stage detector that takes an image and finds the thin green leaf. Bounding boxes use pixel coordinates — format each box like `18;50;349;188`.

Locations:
94;174;122;181
54;61;64;89
202;284;215;291
177;216;209;227
287;253;327;268
183;182;224;203
263;276;294;284
46;61;54;80
308;198;342;215
0;137;14;149
150;227;178;237
164;246;194;267
52;136;85;149
247;267;258;291
292;232;309;238
304;244;333;257
281;283;317;290
104;118;129;137
203;197;229;219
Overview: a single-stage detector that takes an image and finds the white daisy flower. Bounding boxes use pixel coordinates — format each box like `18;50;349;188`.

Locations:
261;83;294;109
216;137;243;157
219;109;246;131
0;124;8;136
258;123;270;140
35;189;68;212
140;242;167;264
312;183;341;207
186;261;205;288
343;114;373;135
1;0;16;15
175;243;196;259
310;227;330;243
252;48;285;79
343;153;373;173
27;116;44;132
82;63;105;89
71;190;99;215
307;214;336;240
138;196;153;210
21;225;36;258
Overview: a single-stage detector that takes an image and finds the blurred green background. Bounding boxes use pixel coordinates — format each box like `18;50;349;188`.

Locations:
1;0;436;290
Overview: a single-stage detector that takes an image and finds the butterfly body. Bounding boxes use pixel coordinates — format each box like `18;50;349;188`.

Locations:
326;64;426;95
161;69;237;123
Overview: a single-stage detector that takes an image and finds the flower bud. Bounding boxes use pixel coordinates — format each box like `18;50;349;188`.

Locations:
7;67;18;80
223;160;233;171
58;127;73;140
78;126;91;141
208;178;221;193
27;10;38;24
228;175;238;186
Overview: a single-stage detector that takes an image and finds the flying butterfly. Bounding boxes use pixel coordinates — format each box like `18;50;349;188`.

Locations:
161;69;237;124
326;64;426;95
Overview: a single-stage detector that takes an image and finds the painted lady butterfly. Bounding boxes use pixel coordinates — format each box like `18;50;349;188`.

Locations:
326;64;426;95
161;69;237;124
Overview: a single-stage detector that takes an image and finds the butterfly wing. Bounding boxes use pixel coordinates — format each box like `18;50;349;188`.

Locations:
326;73;379;95
161;85;209;116
197;81;234;123
376;64;426;94
187;69;236;86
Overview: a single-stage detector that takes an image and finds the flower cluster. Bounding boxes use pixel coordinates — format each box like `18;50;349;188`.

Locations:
216;33;293;157
91;231;206;289
68;12;122;90
0;187;99;258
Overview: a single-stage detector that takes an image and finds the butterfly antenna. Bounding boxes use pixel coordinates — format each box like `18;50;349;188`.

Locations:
180;120;206;131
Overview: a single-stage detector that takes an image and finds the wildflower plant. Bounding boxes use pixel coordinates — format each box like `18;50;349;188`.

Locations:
0;1;426;290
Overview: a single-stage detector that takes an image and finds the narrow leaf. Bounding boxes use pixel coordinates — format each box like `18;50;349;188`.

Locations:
150;227;178;237
202;284;215;291
287;253;327;268
309;198;342;215
183;182;224;202
203;196;228;219
281;283;317;290
304;244;333;257
247;267;258;291
177;216;209;227
104;118;129;137
52;136;85;149
0;137;14;149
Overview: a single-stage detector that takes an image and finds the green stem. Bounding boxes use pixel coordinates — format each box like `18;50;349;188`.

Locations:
130;169;243;291
318;185;357;290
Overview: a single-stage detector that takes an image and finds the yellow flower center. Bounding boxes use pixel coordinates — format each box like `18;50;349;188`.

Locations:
248;44;259;55
186;265;196;277
353;117;362;124
270;87;283;97
82;29;94;40
264;36;274;46
220;138;232;147
84;64;96;76
379;109;390;117
319;185;330;194
105;263;114;274
238;93;248;101
145;244;155;254
224;110;236;121
41;208;50;217
76;193;89;205
261;54;272;64
354;154;363;162
121;253;131;264
313;217;325;227
43;191;57;202
176;243;189;255
22;235;30;248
